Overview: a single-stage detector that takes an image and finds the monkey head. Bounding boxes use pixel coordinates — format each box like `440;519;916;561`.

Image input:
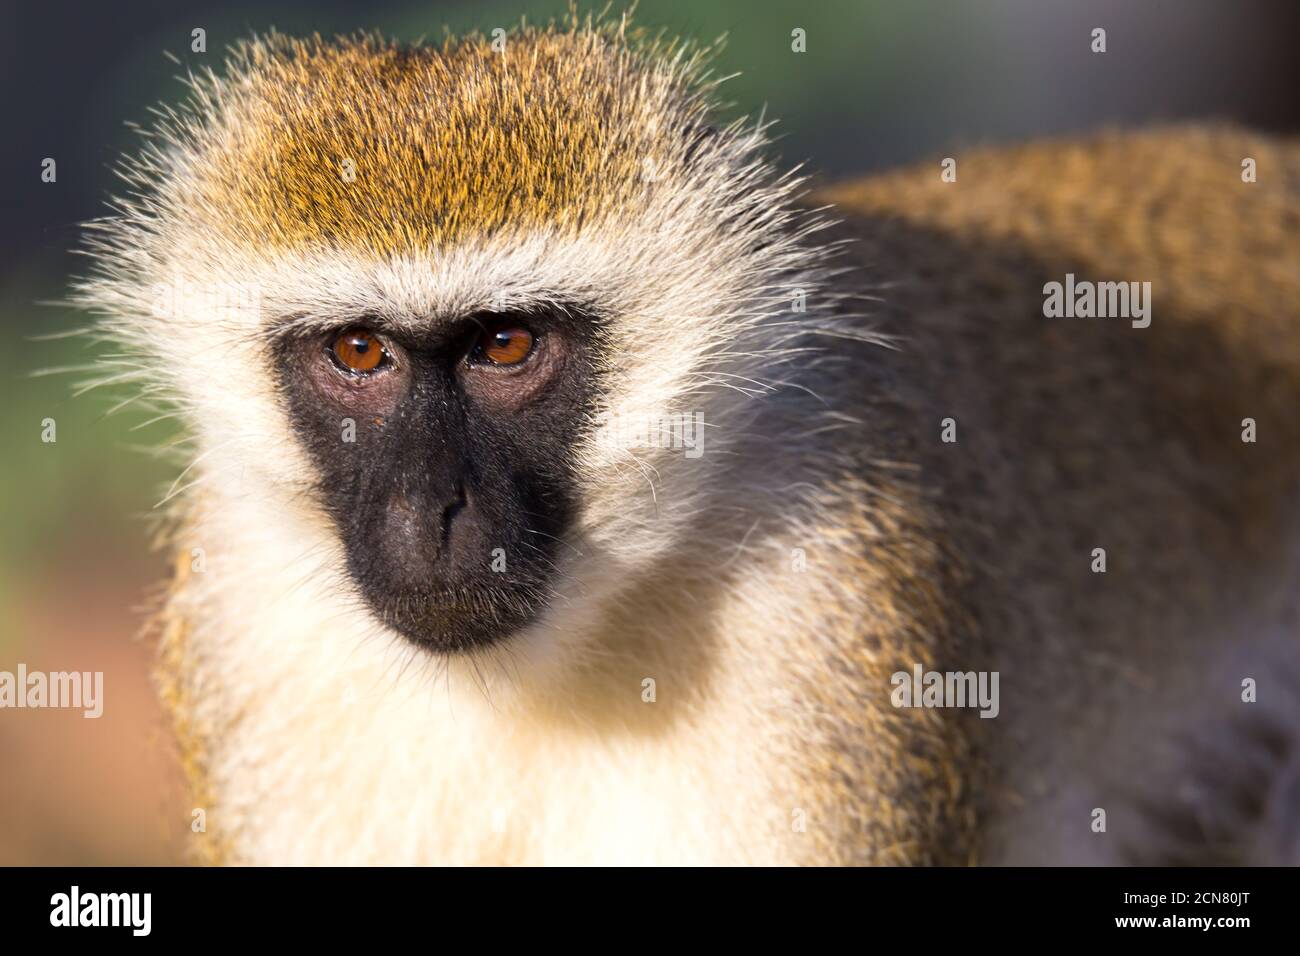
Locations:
73;25;833;655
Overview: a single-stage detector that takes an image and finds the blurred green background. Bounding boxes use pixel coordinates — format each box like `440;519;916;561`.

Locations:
1;0;1297;863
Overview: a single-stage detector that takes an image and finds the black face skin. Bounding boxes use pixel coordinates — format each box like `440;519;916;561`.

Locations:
274;306;600;653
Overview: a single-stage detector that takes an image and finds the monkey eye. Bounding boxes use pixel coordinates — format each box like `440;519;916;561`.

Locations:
329;329;389;374
470;321;534;367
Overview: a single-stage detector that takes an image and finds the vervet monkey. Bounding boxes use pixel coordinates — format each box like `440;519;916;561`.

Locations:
72;20;1299;865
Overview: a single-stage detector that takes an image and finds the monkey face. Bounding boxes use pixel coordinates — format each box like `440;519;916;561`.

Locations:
274;306;601;652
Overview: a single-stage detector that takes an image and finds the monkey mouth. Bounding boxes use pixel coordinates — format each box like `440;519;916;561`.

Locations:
353;562;556;654
339;500;567;653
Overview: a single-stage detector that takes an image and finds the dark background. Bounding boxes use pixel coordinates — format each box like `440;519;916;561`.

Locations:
1;0;1296;864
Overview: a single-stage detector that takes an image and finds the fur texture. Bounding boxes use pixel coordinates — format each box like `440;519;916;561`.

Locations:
72;17;1300;865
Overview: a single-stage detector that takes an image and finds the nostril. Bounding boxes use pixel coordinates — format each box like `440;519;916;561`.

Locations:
440;482;467;554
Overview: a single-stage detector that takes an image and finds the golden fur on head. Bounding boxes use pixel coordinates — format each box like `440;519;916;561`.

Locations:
184;24;720;254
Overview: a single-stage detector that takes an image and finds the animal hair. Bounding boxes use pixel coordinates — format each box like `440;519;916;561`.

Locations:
70;12;1300;865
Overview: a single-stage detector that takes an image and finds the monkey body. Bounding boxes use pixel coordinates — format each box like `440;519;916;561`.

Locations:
823;127;1300;863
78;25;1300;865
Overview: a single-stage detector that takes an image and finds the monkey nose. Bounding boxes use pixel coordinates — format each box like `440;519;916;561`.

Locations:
385;486;468;562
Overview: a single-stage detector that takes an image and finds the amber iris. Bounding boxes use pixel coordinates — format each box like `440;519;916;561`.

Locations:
478;324;534;366
332;330;384;372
